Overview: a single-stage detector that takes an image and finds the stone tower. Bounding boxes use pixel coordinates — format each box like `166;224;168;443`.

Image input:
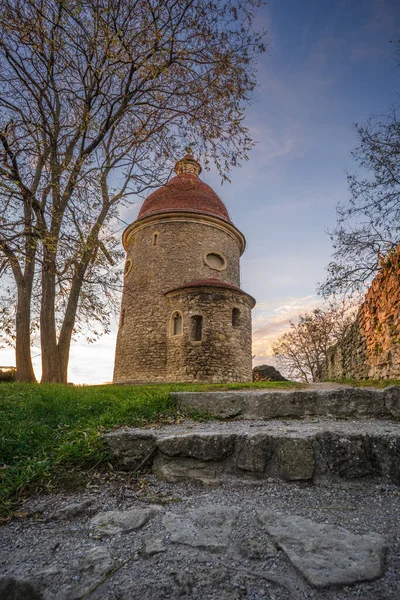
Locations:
113;153;255;384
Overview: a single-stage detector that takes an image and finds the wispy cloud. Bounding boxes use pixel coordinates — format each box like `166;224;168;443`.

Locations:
252;294;323;360
247;120;304;166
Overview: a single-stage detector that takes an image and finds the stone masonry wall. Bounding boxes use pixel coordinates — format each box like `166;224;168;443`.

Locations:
165;288;253;383
113;218;244;383
323;246;400;380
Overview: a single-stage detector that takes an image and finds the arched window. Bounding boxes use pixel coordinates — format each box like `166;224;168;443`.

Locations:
171;312;183;336
232;308;240;327
191;315;203;341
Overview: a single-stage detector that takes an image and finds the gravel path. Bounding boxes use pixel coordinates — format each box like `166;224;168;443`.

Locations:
1;474;399;600
125;417;400;437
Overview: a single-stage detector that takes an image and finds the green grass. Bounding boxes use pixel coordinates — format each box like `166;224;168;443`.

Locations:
0;380;298;518
1;377;397;518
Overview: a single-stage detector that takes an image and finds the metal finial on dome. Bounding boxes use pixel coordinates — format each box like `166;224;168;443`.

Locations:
174;150;202;176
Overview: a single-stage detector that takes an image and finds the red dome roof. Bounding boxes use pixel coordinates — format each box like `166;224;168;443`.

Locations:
137;173;232;223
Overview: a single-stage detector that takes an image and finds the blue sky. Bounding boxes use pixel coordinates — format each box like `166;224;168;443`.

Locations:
213;0;400;366
1;0;399;381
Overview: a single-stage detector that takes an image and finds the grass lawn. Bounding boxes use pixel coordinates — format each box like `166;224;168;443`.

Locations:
0;380;297;519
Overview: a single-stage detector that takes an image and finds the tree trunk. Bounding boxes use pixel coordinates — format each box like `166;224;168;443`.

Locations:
15;280;36;383
57;265;88;383
40;197;108;383
40;254;87;383
40;251;64;383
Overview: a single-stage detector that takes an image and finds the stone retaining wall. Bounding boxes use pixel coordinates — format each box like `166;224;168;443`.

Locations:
103;419;400;484
322;246;400;380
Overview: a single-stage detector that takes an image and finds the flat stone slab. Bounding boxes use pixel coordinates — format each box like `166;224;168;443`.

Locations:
70;547;115;599
163;505;240;550
90;508;157;537
104;418;400;484
259;511;386;588
172;385;400;419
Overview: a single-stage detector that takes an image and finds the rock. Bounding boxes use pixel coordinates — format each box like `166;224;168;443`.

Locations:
138;534;166;557
90;508;157;538
158;432;235;461
106;420;400;484
384;385;400;418
322;387;387;418
252;364;288;381
0;367;16;382
53;499;94;520
316;433;374;479
172;392;245;418
163;505;240;550
258;511;386;588
102;429;156;469
173;387;392;420
369;435;400;483
235;433;272;472
278;438;315;480
0;577;43;600
68;547;115;600
153;455;222;483
81;547;114;577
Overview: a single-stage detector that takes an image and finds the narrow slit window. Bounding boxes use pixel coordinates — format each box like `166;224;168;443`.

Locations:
152;232;159;246
120;309;125;327
191;315;203;341
232;308;240;327
172;312;182;336
124;259;132;277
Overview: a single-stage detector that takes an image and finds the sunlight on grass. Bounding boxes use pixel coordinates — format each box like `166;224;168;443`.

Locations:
0;380;297;516
0;382;176;517
0;378;397;517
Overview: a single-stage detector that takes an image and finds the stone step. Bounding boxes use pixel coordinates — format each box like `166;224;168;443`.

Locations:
104;418;400;484
171;385;400;420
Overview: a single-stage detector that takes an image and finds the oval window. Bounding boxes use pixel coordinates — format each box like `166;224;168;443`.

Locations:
204;252;226;271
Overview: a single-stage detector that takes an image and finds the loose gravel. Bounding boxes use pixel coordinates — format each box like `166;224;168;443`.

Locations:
1;473;399;600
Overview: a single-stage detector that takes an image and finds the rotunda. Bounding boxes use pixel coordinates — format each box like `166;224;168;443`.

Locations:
113;153;255;383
